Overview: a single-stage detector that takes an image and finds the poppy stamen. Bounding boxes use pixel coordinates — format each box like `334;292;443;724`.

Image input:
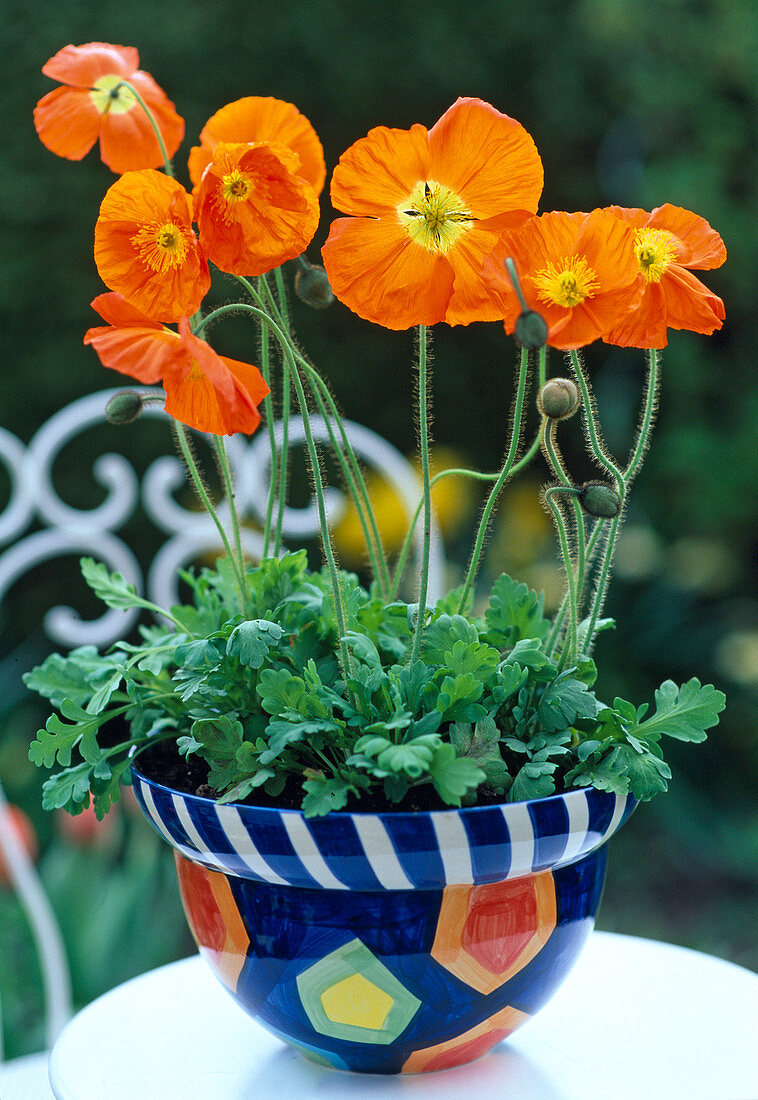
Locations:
397;179;475;254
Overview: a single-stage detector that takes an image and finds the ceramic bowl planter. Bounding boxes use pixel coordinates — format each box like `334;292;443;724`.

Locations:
132;760;635;1075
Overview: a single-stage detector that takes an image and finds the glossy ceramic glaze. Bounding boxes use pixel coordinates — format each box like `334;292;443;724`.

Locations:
131;765;635;1074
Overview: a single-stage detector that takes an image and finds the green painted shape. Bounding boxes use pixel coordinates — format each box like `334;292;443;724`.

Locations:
296;937;421;1045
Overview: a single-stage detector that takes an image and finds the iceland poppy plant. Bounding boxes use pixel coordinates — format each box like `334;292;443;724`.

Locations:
94;169;210;322
188;96;326;196
483;208;643;350
193;141;320;277
84;293;269;436
601;204;726;348
34;43;184;175
321;97;543;330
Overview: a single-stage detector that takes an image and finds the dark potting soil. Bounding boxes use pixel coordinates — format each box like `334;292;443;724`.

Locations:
133;740;507;814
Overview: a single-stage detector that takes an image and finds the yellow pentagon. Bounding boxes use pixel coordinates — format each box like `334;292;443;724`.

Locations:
320;972;394;1030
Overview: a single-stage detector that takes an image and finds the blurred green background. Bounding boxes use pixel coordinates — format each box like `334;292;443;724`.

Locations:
1;0;757;1059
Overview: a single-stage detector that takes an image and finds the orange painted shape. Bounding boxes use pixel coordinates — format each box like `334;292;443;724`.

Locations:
462;877;538;974
431;871;557;995
402;1003;530;1073
175;853;249;991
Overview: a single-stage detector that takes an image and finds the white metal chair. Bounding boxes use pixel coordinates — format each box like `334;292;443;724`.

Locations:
0;387;439;1071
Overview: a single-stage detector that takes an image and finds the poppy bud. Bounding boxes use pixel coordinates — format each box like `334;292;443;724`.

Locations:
538;378;580;420
295;263;334;309
579;481;622;518
514;309;548;349
105;390;144;425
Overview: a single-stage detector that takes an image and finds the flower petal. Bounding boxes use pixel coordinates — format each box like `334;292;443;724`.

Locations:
661;266;725;332
445;214;532;325
321;216;454;329
42;43;138;87
88;292;164;328
648;204;726;269
194;142;319;277
188;96;325;194
98;70;184;174
330;124;430;216
95;170;210;321
33;87;101;161
427;97;543;218
83;321;179;384
162;321;267;436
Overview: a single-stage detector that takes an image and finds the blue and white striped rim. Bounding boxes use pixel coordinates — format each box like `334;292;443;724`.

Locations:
131;763;636;891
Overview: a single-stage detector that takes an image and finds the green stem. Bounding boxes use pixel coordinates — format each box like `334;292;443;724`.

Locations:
568;350;624;488
580;348;661;654
544;517;605;657
287;361;353;681
301;365;391;597
259;315;277;557
542;418;587;625
457;344;531;613
115;80;173;176
625;348;661;485
172;422;247;612
544;486;579;668
389;467;495;601
213;436;249;613
411;325;432;662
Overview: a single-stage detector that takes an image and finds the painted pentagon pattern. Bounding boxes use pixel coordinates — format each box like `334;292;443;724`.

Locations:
431;871;557;994
296;938;422;1045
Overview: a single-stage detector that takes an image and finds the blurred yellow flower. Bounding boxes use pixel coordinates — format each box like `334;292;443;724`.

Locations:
332;446;477;566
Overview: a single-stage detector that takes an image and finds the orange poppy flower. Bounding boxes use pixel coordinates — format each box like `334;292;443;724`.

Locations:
193;141;320;276
34;43;184;175
320;97;543;330
601;205;725;348
188;96;325;196
94;169;210;322
84;293;270;436
482;208;643;350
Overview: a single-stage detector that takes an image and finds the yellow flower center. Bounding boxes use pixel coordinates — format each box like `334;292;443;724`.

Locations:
533;256;599;309
635;227;677;283
222;169;252;203
131;221;190;273
89;73;137;116
397;180;474;254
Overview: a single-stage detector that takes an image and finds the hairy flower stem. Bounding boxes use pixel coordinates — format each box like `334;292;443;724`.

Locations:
389;430;542;602
544;517;605;657
211;297;353;681
544;486;579;667
259;313;278;557
172;422;248;612
580;348;661;653
541;419;587;656
213;436;250;614
411;325;433;662
238;277;391;595
300;365;391;598
457;344;531;613
113;80;174;176
568;350;624;489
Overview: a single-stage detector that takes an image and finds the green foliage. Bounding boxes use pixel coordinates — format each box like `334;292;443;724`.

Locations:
24;557;724;817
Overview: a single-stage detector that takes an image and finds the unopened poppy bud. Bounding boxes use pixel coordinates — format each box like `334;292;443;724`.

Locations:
579;481;622;519
105;390;144;425
294;263;334;309
514;309;548;349
538;378;580;420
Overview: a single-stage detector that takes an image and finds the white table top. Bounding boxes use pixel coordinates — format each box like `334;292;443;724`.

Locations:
48;931;758;1100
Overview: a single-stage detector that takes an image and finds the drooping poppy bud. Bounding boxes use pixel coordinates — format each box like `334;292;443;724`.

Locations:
294;261;334;309
105;390;145;424
578;481;622;518
537;378;580;420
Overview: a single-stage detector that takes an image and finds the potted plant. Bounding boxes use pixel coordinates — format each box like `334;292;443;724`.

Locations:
25;42;726;1075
